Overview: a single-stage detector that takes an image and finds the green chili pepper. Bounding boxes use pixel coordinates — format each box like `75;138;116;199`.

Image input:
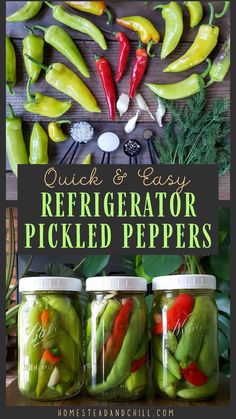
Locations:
24;77;72;118
153;358;178;398
7;1;43;22
152;335;181;379
146;59;211;100
25;55;101;113
36;349;62;397
48;121;71;143
6;104;28;177
125;365;147;393
164;3;219;73
6;36;16;95
197;301;218;376
40;305;81;375
184;2;203;28
88;298;146;395
82;154;92;164
175;296;215;367
18;299;43;394
44;1;107;50
33;25;90;78
166;331;178;354
43;295;82;348
153;2;183;59
29;123;49;165
208;34;230;85
177;374;219;400
23;27;44;83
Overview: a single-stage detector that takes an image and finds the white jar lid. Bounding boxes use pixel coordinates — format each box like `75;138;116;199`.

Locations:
152;274;216;291
19;276;82;292
86;276;147;291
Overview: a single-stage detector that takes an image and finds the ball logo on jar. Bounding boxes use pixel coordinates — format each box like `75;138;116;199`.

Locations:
27;319;64;346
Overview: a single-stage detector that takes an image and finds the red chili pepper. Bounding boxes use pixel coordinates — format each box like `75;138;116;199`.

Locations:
42;349;62;365
131;353;147;373
115;32;130;82
129;45;148;98
152;294;194;334
104;298;133;372
95;54;116;121
181;362;209;386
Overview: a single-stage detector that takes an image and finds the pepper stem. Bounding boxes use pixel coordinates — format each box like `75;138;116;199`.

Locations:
205;79;215;88
200;58;212;79
208;2;215;26
44;1;54;9
24;26;35;35
147;40;155;57
153;4;164;10
26;77;35;103
24;54;49;72
215;1;230;18
105;7;113;25
56;120;71;126
83;43;100;60
6;83;15;96
7;104;15;118
33;25;47;33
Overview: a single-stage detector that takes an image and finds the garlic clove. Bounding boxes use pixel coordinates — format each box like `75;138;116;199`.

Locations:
47;367;60;388
156;98;166;127
91;300;107;318
124;110;140;134
116;93;130;117
136;93;155;120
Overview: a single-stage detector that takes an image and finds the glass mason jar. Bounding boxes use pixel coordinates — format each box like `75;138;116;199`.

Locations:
152;275;219;401
85;276;148;401
18;276;83;401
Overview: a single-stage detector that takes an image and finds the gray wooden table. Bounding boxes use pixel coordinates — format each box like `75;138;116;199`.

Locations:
6;1;230;200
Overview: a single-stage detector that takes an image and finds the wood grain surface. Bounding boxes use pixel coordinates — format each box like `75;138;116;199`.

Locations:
6;1;230;200
6;374;230;406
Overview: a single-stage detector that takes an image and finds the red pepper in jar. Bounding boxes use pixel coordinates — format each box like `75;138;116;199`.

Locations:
131;353;147;373
129;44;148;98
104;298;133;373
115;32;130;82
94;53;116;120
152;293;194;334
181;362;209;386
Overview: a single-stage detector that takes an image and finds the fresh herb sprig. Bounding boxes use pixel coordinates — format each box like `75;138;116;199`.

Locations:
154;88;230;175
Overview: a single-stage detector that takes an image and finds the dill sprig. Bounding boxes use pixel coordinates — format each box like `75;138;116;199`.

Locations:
154;88;230;175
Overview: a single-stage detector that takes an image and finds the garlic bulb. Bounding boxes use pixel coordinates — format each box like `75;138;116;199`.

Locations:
116;93;130;117
125;110;140;134
156;98;166;127
47;367;60;388
136;93;155;120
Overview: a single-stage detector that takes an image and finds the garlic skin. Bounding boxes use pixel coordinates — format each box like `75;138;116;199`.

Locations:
91;299;107;318
125;110;140;134
47;367;60;388
136;93;155;120
156;98;166;127
116;93;130;117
